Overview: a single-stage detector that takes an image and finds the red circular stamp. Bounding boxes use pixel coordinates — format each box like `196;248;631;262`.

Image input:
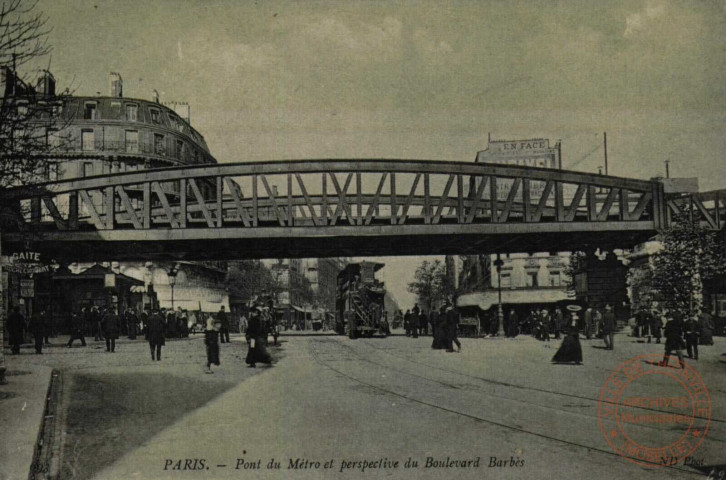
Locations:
597;353;711;468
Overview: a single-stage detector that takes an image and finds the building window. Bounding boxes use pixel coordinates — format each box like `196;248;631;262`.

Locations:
16;102;28;116
81;129;94;151
549;272;561;287
150;108;160;124
154;133;165;155
84;102;98;120
125;130;139;153
526;272;538;288
12;128;24;149
176;139;183;159
125;104;138;121
82;162;94;177
47;162;60;181
46;128;60;148
500;273;511;288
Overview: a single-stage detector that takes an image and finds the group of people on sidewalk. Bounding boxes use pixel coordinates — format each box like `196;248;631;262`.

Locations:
6;306;50;355
551;303;716;369
635;308;715;368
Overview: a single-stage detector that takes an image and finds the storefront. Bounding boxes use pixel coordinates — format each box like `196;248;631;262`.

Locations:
50;264;144;332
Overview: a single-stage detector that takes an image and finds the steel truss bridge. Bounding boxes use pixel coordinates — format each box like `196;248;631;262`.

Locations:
0;160;722;261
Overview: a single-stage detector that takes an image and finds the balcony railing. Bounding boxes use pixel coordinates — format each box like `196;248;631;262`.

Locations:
71;139;207;164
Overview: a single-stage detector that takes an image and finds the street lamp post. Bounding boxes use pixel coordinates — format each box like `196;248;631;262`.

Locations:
168;266;178;311
495;253;505;337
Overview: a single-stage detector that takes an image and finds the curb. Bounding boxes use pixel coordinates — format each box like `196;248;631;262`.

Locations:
28;369;63;480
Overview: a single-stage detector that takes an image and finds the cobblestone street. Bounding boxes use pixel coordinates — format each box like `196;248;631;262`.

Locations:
3;330;725;479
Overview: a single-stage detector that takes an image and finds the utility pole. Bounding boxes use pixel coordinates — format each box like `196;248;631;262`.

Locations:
603;132;608;175
495;253;504;337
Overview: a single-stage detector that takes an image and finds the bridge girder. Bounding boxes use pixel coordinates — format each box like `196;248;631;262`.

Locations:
0;160;722;260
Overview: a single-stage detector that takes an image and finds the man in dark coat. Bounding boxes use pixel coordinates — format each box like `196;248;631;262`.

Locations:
410;309;419;338
660;312;685;368
42;309;51;345
584;307;594;340
602;305;616;350
433;306;448;349
125;309;138;340
7;306;25;354
67;311;87;347
700;310;714;345
28;309;46;354
650;308;662;344
506;309;519;338
403;309;412;336
90;306;103;341
146;308;166;361
636;309;652;343
218;306;230;343
245;307;272;367
429;310;439;347
446;303;461;352
419;311;428;336
683;316;700;360
102;307;121;352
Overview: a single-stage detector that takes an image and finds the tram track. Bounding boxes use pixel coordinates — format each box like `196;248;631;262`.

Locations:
357;337;726;425
307;337;710;477
315;338;726;445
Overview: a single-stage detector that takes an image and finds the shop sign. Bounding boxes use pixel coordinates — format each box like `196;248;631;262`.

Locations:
104;273;117;288
20;278;34;298
2;251;58;274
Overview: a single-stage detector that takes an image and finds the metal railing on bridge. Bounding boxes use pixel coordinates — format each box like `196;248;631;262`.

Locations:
0;160;722;234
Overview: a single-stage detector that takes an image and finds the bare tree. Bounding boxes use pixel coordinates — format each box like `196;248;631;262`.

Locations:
0;0;70;191
0;0;61;385
0;0;51;68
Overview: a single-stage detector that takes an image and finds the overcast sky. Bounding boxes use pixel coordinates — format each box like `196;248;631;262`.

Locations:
29;0;726;308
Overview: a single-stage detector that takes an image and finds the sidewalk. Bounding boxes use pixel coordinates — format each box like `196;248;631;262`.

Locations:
0;351;53;480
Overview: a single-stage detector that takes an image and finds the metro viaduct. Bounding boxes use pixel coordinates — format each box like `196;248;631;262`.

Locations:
0;160;722;262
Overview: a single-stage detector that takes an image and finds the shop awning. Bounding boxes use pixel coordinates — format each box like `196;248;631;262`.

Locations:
457;289;571;311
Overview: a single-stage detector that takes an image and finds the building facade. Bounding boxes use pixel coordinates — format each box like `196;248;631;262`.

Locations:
449;137;572;323
1;69;229;321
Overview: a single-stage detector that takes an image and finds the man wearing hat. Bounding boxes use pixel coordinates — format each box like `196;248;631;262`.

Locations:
602;305;616;350
660;312;685;368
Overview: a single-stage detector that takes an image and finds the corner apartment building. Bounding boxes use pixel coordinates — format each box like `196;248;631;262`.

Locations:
1;68;229;316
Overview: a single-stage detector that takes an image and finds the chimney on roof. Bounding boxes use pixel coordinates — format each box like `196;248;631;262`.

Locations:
109;72;123;97
36;70;55;96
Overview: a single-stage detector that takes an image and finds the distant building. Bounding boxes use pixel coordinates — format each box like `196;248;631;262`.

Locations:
475;137;561;169
303;258;348;311
448;137;572;324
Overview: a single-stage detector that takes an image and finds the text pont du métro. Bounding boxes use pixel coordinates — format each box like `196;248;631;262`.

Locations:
163;456;525;472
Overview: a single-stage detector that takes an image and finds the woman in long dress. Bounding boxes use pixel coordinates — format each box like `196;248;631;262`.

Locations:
245;307;272;368
552;312;583;364
205;315;221;373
